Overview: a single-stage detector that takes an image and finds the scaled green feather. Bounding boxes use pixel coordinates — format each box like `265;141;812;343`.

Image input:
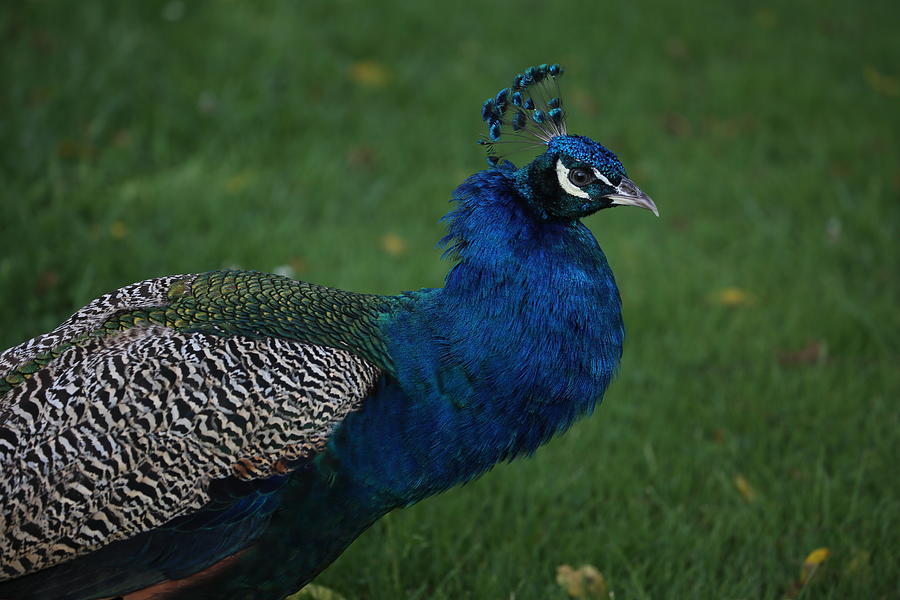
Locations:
0;270;398;395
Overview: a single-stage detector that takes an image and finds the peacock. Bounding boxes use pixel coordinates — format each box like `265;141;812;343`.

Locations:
0;63;657;600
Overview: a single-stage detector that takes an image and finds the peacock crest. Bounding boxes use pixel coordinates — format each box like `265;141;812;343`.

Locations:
479;63;568;165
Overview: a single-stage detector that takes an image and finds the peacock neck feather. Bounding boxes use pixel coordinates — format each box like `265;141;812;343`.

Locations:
330;166;624;506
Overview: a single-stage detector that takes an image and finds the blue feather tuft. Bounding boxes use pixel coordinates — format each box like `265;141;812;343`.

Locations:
521;66;536;87
495;88;510;115
481;98;495;122
479;63;569;152
512;110;526;131
489;120;502;141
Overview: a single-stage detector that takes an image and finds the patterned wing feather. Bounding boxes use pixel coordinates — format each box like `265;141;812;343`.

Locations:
0;276;381;581
0;276;191;398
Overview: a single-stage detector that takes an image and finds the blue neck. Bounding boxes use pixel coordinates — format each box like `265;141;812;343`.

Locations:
330;168;624;506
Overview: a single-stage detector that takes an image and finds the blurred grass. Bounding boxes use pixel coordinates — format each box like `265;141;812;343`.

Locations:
1;1;898;598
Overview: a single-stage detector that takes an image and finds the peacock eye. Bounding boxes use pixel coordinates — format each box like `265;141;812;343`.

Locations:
568;167;594;187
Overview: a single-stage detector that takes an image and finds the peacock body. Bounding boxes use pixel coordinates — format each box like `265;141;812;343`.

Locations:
0;64;656;599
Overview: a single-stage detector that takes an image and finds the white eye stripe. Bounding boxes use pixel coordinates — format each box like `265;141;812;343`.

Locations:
591;168;613;187
555;159;590;199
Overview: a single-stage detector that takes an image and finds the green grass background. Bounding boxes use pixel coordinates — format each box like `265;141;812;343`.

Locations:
2;1;897;598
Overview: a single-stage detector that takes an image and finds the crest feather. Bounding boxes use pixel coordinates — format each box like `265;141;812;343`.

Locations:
478;63;568;165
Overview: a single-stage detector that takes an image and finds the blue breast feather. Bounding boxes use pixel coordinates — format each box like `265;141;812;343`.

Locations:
333;166;624;503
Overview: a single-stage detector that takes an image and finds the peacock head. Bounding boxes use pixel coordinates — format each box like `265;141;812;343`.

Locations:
480;64;657;221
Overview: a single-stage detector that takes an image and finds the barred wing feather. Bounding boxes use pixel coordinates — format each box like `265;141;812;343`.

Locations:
0;277;380;581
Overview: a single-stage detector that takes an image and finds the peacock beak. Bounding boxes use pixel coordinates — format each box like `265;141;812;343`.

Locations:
602;177;659;217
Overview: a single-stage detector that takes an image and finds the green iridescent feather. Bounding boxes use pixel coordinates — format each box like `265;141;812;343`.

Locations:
0;270;399;395
152;271;397;374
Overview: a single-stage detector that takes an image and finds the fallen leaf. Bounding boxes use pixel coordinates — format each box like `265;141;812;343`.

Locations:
197;90;217;113
777;340;827;367
828;162;851;179
664;38;689;60
800;547;830;584
290;257;308;276
29;87;51;107
556;564;608;599
109;221;129;239
285;583;347;600
31;30;55;53
350;61;390;88
35;270;59;295
825;216;841;244
864;65;900;97
113;129;133;149
669;216;692;232
663;113;692;137
572;88;599;117
226;171;253;194
710;287;755;307
754;8;778;28
57;139;94;160
733;474;757;502
784;547;831;597
704;116;743;138
347;145;376;168
162;1;186;21
381;233;407;256
788;467;808;481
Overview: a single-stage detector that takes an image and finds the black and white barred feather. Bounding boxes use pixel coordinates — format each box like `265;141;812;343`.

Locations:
0;276;380;580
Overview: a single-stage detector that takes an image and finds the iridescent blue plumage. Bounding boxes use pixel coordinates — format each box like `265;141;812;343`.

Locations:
0;63;656;599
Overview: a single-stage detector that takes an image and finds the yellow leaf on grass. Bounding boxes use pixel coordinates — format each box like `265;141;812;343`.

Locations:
711;286;755;307
57;139;94;160
800;547;830;584
733;474;757;502
109;221;129;239
350;61;390;88
285;583;347;600
556;564;608;599
226;171;253;194
864;65;900;97
381;233;407;256
753;8;778;28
